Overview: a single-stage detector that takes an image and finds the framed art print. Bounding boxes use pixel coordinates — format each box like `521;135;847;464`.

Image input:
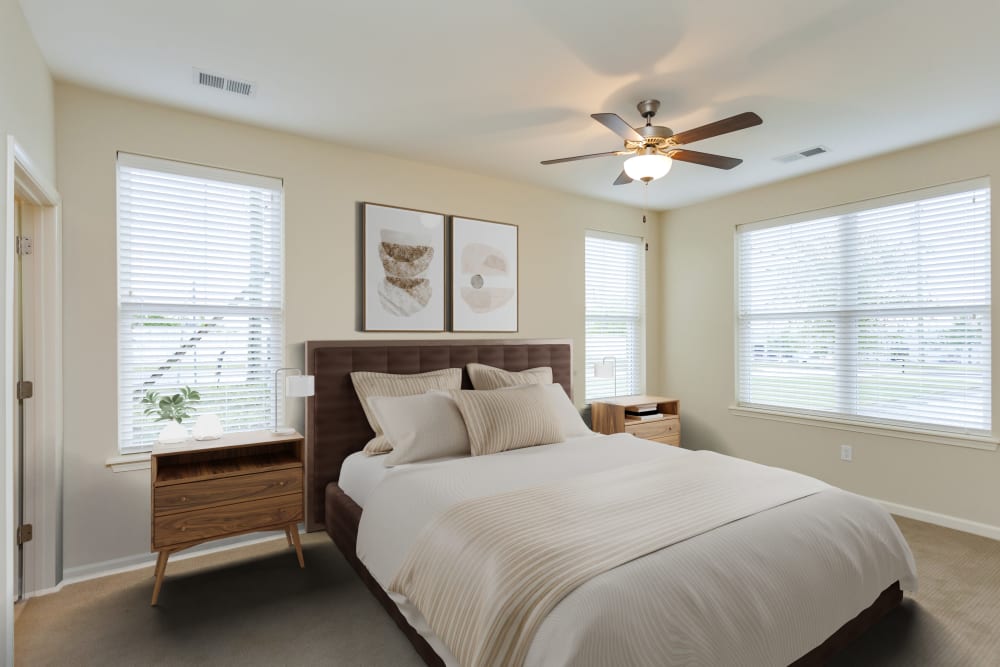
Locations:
362;202;446;331
451;216;518;332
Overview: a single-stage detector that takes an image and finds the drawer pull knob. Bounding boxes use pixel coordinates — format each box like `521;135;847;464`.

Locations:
279;481;285;487
180;497;187;502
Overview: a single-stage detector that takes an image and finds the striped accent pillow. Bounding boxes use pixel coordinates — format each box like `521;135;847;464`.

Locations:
466;363;553;390
450;384;564;456
351;368;463;455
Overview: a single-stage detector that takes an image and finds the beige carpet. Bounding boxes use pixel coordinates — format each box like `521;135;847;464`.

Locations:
15;518;1000;666
829;516;1000;666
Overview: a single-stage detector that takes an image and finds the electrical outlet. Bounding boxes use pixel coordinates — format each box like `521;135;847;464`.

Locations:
840;445;853;462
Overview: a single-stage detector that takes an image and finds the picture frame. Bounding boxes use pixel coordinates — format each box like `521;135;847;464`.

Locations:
450;216;518;332
362;202;446;332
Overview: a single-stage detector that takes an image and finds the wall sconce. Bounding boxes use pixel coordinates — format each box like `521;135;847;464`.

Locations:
273;368;315;435
593;357;617;398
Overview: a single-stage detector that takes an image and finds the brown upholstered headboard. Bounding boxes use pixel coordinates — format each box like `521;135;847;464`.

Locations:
304;339;573;530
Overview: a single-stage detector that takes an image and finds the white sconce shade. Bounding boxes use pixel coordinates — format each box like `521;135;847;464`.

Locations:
273;368;315;435
593;356;618;398
286;374;315;398
593;361;615;379
623;153;672;182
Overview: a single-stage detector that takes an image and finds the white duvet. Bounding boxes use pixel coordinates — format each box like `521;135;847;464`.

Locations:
355;435;917;667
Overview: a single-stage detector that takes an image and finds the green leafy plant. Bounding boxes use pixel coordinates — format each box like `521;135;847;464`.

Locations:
141;386;201;423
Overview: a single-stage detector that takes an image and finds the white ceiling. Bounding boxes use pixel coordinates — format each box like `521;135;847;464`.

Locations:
19;0;1000;210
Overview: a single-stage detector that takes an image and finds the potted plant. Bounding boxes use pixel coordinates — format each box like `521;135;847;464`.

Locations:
142;386;201;444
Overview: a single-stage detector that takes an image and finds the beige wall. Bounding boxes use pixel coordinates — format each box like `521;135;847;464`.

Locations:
661;124;1000;533
55;82;662;571
1;0;54;657
0;0;55;179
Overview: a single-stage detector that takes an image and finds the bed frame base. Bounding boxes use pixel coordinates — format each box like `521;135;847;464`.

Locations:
326;484;446;667
325;482;902;667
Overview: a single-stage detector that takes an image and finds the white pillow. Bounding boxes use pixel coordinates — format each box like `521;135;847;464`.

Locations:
350;368;462;455
368;392;471;466
541;384;592;438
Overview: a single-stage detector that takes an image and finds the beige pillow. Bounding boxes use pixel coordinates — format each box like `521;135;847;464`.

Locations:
450;384;564;456
351;368;462;455
369;392;470;466
539;384;592;438
466;363;553;390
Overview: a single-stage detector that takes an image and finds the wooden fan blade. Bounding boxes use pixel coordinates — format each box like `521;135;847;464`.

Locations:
670;112;762;146
669;149;743;170
591;113;644;142
613;170;634;185
540;151;625;165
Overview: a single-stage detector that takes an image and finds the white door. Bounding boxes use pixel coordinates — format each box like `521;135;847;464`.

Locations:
13;198;37;602
13;198;23;602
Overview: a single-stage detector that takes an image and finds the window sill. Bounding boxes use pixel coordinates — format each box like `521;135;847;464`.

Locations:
106;451;152;472
728;405;998;452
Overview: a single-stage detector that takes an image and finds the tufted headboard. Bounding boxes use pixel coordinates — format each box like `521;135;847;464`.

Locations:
303;339;573;530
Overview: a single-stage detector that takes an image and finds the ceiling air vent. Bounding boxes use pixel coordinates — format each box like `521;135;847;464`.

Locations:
774;145;830;163
193;68;256;97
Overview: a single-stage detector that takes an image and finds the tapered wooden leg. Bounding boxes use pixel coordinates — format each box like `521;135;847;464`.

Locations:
289;525;305;568
151;550;169;606
284;526;293;547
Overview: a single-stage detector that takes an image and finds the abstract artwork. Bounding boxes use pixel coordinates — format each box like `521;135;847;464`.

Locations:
451;217;518;332
363;203;445;331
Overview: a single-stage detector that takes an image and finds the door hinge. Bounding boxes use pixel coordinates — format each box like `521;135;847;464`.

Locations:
16;380;33;400
15;235;33;256
17;524;33;545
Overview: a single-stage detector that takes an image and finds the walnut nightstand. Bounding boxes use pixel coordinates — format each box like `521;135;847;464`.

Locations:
591;395;681;446
149;430;305;605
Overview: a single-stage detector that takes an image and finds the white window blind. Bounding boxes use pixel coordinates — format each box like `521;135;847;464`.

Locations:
585;230;644;401
736;179;991;435
117;153;284;453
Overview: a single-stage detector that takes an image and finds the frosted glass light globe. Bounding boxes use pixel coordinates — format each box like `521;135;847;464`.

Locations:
624;154;672;182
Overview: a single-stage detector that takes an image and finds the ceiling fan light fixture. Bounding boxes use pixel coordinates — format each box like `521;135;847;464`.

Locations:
624;152;672;182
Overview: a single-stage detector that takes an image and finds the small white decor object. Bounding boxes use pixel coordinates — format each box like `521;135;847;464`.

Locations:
193;413;224;441
156;421;189;445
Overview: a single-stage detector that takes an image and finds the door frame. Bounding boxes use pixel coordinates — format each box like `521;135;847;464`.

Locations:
3;136;62;618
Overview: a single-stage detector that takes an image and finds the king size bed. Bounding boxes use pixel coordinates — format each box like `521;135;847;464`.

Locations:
305;339;916;667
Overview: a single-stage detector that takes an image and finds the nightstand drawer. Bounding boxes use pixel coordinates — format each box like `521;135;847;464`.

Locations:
153;493;303;549
625;417;680;440
154;467;302;516
648;434;681;447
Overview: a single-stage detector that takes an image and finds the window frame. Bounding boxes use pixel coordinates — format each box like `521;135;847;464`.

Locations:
584;229;646;402
732;178;995;448
115;152;286;454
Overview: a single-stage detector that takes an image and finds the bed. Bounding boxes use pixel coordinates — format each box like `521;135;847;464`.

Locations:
305;339;917;666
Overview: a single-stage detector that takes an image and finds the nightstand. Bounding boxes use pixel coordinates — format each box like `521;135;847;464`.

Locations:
591;395;680;446
149;430;305;605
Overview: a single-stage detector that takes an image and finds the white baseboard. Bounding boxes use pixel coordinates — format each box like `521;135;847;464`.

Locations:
875;498;1000;541
35;528;303;598
28;500;1000;599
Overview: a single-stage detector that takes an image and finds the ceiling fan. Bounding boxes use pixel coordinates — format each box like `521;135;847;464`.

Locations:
541;100;762;185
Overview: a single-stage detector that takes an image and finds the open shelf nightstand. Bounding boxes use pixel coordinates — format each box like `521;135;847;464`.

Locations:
149;430;305;605
591;395;681;446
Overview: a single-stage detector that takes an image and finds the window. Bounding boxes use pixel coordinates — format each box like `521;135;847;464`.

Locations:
117;153;284;453
736;179;991;435
585;230;644;401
